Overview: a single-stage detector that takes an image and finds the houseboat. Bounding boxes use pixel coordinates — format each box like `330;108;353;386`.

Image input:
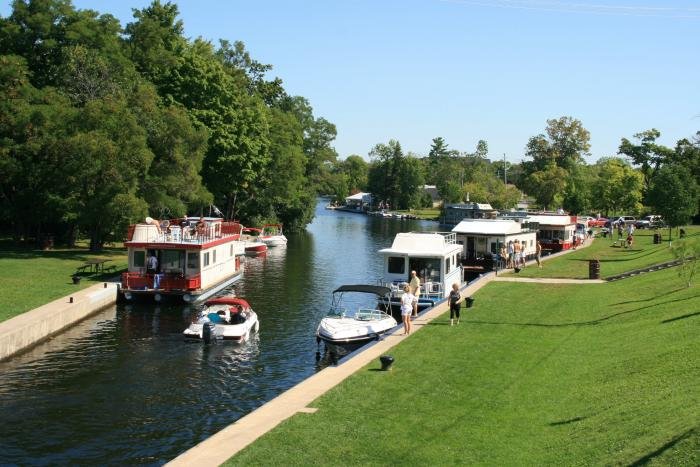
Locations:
378;232;463;312
451;219;537;275
120;217;245;303
524;214;578;251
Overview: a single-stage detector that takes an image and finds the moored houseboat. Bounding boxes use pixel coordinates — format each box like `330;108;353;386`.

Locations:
120;217;245;303
378;232;463;313
523;214;578;251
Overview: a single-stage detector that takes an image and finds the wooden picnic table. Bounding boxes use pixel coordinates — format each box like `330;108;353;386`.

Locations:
81;258;112;273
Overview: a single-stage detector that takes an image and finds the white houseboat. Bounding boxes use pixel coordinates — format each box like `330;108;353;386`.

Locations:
452;219;537;273
524;214;578;251
120;217;245;303
378;232;463;311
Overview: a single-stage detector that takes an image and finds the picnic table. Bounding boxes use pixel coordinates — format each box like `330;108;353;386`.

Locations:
77;259;112;273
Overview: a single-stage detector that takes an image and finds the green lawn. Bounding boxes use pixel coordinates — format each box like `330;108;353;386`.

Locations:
0;240;127;323
396;208;441;220
228;266;699;466
511;225;700;279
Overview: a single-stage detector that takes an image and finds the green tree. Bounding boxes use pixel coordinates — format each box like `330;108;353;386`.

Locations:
618;129;675;193
647;163;699;236
591;157;644;216
340;155;368;193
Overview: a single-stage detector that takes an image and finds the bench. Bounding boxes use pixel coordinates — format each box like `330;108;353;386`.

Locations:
75;265;90;274
103;265;118;273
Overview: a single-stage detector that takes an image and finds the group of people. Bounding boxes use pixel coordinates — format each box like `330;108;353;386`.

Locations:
500;240;527;269
146;216;208;240
617;222;636;248
398;270;467;333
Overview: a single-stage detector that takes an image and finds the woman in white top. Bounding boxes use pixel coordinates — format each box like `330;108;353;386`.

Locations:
400;285;415;335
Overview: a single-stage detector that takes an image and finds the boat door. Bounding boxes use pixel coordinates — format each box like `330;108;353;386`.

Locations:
466;237;475;260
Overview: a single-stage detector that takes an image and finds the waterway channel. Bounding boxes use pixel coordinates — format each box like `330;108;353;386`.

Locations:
0;200;438;465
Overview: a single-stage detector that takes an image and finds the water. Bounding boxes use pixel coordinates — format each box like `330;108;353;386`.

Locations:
0;200;437;465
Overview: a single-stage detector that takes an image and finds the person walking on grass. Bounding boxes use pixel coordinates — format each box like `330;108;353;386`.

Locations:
449;283;463;326
400;285;415;335
409;270;420;317
536;241;543;268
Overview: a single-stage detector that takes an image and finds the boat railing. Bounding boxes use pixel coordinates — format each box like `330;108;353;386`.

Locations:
356;308;387;321
410;231;457;245
126;220;243;244
121;271;201;291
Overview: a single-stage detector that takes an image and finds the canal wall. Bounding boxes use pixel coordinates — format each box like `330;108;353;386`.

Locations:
0;282;119;361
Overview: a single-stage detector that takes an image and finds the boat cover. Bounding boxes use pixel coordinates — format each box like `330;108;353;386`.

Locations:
206;297;251;308
332;285;392;296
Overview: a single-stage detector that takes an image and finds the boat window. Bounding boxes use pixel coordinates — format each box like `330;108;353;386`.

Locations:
445;258;449;273
203;252;210;267
187;252;199;269
161;249;182;272
387;257;405;274
230;245;234;256
213;250;217;264
409;258;441;283
132;250;145;268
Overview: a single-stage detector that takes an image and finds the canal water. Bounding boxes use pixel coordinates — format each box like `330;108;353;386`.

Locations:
0;200;437;465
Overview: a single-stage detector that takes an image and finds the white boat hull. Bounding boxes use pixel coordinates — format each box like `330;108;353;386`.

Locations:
184;311;259;342
316;314;397;344
261;235;287;247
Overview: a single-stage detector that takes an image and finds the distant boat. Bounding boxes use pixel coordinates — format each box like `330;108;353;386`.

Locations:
260;224;288;247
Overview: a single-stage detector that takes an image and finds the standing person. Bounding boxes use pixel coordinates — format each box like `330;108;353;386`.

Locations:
449;283;463;326
535;240;543;268
409;270;421;317
520;241;527;267
507;241;514;269
572;232;578;250
499;244;507;269
513;239;521;268
146;251;158;274
400;285;414;335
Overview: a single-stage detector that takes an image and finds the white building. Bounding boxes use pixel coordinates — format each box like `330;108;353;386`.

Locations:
451;219;537;261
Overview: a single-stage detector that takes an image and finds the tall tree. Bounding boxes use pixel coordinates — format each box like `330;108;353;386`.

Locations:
647;163;699;233
618;129;675;193
591;157;644;216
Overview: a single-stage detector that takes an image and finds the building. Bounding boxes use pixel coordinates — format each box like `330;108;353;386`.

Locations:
442;202;498;226
451;219;537;263
523;214;577;251
343;192;372;212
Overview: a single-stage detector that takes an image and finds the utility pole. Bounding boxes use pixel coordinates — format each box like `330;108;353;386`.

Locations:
503;153;508;185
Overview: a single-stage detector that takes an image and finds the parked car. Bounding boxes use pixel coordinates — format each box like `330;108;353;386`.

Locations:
588;217;608;228
612;216;636;226
635;215;663;229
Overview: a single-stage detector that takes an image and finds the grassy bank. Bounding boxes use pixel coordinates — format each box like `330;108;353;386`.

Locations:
511;226;700;279
396;208;441;220
229;266;699;465
0;240;127;323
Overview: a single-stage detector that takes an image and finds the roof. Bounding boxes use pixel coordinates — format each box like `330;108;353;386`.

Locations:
452;219;524;235
333;284;392;296
378;232;462;257
445;202;495;211
205;297;251;308
526;214;575;226
345;192;371;201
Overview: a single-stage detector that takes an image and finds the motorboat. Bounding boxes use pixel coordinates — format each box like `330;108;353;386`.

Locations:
240;227;268;255
260;224;288;247
183;296;259;342
316;285;397;345
244;241;268;255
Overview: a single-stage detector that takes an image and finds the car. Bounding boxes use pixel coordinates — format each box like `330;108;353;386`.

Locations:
577;216;594;226
588;217;608;228
635;215;663;229
612;216;636;226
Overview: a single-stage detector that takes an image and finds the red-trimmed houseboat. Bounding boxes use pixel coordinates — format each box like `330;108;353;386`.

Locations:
120;217;245;303
525;214;579;251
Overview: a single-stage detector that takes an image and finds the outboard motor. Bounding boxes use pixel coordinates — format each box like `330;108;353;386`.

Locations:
202;322;215;343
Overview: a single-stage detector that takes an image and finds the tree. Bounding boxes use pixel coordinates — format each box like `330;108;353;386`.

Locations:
591;157;644;216
524;165;567;210
368;140;424;210
647;163;699;238
340;155;368;193
618;129;675;193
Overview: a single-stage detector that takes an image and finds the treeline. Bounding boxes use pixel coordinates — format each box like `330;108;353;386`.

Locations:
0;0;338;250
321;117;699;227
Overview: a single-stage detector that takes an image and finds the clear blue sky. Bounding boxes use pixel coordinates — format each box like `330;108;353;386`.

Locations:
3;0;698;163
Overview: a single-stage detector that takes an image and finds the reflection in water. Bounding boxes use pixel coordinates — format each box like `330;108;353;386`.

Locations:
0;200;437;465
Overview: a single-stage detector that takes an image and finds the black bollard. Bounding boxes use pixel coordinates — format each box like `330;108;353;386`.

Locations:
380;355;395;371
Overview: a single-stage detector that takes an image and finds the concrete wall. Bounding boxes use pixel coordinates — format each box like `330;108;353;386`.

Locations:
0;283;118;361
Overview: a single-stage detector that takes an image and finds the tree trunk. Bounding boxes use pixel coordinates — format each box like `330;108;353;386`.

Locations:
89;227;103;252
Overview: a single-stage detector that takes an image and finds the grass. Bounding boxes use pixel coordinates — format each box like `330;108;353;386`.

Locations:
511;225;700;279
228;266;699;466
0;240;127;323
396;208;441;220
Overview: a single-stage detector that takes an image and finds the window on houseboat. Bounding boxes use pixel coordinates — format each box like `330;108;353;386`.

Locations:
133;250;145;268
161;250;183;273
203;252;210;267
409;258;441;283
230;245;233;256
213;250;217;264
187;252;199;269
387;257;405;274
445;258;449;273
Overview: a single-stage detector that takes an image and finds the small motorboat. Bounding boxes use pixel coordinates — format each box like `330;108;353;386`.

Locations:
260;224;287;247
316;285;397;345
183;296;259;342
244;241;268;255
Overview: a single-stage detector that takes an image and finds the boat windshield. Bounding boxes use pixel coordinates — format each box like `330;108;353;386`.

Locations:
326;306;348;318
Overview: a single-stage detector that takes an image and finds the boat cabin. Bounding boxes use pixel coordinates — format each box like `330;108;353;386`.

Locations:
524;214;578;251
451;219;537;272
378;232;463;299
121;217;245;302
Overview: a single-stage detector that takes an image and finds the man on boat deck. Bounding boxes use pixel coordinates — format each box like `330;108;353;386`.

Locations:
409;270;420;317
146;252;158;274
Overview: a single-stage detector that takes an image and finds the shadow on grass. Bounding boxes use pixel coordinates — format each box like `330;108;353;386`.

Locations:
612;287;685;305
629;427;696;466
464;296;695;328
549;416;587;426
599;249;659;262
662;311;700;324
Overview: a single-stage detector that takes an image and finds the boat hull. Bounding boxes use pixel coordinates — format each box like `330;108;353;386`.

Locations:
261;235;287;247
183;312;259;342
120;270;243;303
316;315;397;344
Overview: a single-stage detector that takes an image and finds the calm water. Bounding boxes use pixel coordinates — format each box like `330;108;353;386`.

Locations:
0;200;436;465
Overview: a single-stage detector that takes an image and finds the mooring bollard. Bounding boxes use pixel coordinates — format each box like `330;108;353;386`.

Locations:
69;297;73;303
380;355;395;371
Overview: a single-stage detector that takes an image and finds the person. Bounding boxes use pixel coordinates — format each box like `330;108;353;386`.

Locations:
499;244;507;269
409;270;420;317
146;252;158;274
535;240;543;268
626;233;633;249
400;285;414;335
195;218;206;238
146;216;162;234
448;283;463;326
572;233;578;250
617;223;624;240
507;240;514;269
520;241;527;267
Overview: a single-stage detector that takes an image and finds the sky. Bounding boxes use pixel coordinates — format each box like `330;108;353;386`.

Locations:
2;0;698;164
